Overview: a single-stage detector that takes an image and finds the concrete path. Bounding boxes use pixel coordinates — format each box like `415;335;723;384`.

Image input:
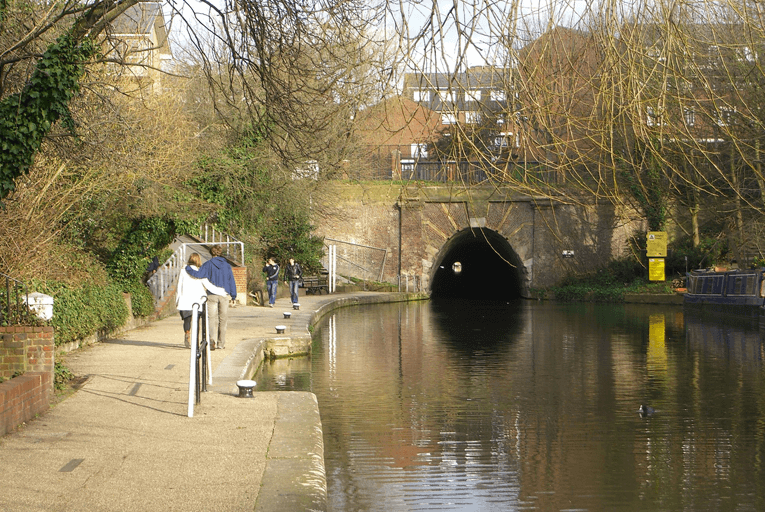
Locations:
0;291;425;511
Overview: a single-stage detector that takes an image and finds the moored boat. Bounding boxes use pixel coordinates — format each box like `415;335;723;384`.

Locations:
684;268;765;318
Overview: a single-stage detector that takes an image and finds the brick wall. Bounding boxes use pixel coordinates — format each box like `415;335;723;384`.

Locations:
0;326;55;436
232;266;247;305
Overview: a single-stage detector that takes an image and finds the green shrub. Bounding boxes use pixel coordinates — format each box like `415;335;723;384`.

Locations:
666;235;729;276
107;216;177;284
38;281;129;346
54;361;74;391
123;280;154;317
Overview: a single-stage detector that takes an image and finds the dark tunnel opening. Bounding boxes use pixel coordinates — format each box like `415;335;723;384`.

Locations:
429;228;524;300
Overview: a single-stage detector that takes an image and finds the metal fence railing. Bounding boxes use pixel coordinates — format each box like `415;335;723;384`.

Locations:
146;247;183;305
199;224;245;266
1;272;34;326
146;224;245;305
187;297;210;418
322;239;388;283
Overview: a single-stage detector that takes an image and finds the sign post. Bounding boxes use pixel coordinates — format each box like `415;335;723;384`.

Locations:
646;232;667;282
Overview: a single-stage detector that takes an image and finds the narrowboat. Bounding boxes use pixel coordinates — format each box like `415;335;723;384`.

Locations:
684;268;765;318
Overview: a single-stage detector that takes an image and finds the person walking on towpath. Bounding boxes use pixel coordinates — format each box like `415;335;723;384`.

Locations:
176;252;227;348
262;257;279;307
284;257;303;305
185;245;237;349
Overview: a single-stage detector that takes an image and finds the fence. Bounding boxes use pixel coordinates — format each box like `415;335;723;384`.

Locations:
322;239;387;283
351;145;562;185
146;248;182;305
187;298;210;418
146;224;245;305
198;224;245;266
1;272;34;326
398;274;423;293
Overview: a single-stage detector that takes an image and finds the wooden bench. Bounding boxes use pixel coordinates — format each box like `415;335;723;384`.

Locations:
302;273;329;294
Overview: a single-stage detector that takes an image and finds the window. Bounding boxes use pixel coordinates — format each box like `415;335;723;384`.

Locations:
465;111;481;124
494;132;512;148
647;47;665;62
739;46;756;62
646;106;664;127
411;143;428;159
466;89;482;102
684;107;695;127
717;107;735;126
441;113;457;125
490;90;506;102
400;159;415;174
438;90;455;103
413;89;430;102
708;45;720;66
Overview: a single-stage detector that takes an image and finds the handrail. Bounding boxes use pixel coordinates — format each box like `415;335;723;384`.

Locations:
146;225;245;305
188;296;210;418
146;245;183;304
199;223;245;265
0;272;33;326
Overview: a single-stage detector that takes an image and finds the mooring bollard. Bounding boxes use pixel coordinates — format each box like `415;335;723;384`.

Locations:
275;325;286;334
236;380;256;398
293;303;300;310
283;311;292;319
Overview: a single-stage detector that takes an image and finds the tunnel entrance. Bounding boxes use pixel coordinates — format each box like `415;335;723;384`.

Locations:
430;228;524;300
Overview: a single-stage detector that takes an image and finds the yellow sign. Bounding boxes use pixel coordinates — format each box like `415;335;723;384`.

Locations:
649;258;665;281
646;231;667;257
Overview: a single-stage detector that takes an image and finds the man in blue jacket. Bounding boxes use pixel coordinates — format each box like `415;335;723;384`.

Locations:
185;245;237;350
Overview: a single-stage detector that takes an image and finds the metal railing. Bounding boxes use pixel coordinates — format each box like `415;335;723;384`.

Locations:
1;272;33;326
199;223;245;265
188;297;211;418
146;247;183;304
146;224;245;305
322;238;387;283
398;274;423;293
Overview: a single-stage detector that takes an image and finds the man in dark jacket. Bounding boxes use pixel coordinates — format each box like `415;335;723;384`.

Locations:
283;257;303;305
185;245;237;349
262;258;279;307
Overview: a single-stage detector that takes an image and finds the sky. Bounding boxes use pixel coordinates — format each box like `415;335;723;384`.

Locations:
163;0;593;72
391;0;593;72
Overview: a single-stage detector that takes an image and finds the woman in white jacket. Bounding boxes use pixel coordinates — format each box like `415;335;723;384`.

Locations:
175;253;227;348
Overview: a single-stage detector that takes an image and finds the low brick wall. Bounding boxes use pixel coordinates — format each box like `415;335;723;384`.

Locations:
0;326;55;437
232;266;247;306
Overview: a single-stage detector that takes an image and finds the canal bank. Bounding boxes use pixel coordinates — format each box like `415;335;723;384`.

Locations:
0;291;426;512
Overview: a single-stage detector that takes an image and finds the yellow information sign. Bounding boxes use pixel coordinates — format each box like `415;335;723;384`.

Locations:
646;231;667;257
649;258;665;281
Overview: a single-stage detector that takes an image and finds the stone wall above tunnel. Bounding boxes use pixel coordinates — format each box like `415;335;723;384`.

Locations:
311;183;644;294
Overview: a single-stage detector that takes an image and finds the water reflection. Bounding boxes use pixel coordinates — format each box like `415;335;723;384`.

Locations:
684;309;764;366
257;301;765;511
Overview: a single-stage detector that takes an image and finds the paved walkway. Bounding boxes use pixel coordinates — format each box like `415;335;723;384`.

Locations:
0;291;424;511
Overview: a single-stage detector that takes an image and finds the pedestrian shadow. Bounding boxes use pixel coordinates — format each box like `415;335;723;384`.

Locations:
78;375;190;417
102;338;185;349
79;388;188;417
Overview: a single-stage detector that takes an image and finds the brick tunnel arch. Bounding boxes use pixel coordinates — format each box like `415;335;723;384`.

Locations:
430;228;527;300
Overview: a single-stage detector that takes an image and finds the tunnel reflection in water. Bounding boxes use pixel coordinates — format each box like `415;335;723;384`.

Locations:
430;228;523;300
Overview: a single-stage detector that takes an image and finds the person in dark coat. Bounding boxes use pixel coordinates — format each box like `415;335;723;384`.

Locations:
284;257;303;305
185;245;237;349
262;258;279;307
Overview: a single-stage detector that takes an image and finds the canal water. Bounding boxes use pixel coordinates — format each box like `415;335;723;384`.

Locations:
256;299;765;511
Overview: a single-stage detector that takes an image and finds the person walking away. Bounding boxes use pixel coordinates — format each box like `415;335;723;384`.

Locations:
262;258;280;307
175;253;227;348
284;257;303;305
185;245;237;349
